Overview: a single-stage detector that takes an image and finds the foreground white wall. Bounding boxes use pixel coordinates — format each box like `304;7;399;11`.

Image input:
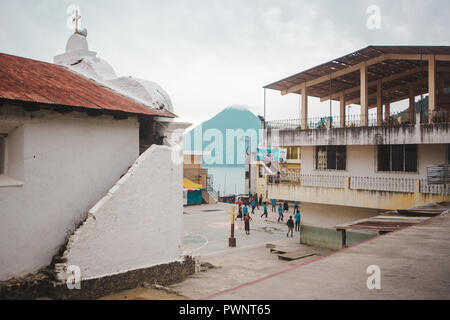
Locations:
0;108;139;281
55;145;183;281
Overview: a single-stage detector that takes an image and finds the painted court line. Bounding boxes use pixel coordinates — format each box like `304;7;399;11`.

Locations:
201;214;440;300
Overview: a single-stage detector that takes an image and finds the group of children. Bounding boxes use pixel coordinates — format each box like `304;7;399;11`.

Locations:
237;198;301;237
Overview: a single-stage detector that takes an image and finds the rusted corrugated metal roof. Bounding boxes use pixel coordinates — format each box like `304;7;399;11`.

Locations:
0;53;176;118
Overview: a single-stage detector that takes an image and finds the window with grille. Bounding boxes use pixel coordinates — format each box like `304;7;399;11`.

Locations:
287;147;299;160
377;145;417;172
315;146;346;171
258;165;263;178
448;144;450;164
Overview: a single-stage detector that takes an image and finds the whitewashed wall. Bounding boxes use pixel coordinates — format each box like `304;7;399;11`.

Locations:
301;144;447;178
299;203;378;228
55;145;183;281
0;108;139;281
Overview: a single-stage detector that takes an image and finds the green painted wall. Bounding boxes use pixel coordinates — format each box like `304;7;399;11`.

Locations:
300;225;376;250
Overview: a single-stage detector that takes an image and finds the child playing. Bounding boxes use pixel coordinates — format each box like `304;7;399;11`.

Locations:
244;214;252;235
295;208;301;232
277;204;284;222
261;202;268;218
287;216;294;237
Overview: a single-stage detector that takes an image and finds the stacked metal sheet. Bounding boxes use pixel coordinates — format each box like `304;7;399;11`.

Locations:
427;164;450;184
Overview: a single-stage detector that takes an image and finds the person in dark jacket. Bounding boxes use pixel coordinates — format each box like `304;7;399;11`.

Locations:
283;201;289;213
244;214;252;235
287;216;294;237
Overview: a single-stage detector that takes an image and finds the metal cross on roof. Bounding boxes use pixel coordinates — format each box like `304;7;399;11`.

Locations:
73;9;81;33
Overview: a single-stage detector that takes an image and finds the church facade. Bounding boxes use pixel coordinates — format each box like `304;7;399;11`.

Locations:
0;29;191;288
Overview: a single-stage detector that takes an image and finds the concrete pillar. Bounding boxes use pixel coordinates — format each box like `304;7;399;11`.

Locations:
428;55;436;122
301;86;308;129
340;92;346;128
384;100;391;123
376;80;383;126
360;65;369;126
345;177;350;190
409;84;416;124
414;179;421;206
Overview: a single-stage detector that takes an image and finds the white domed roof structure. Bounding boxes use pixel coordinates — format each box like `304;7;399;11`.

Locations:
54;31;174;114
69;56;118;81
108;77;173;113
65;33;89;53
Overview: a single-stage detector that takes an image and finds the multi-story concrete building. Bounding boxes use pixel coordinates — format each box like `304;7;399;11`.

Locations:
259;46;450;228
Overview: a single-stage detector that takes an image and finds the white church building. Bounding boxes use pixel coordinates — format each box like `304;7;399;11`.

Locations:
0;28;191;296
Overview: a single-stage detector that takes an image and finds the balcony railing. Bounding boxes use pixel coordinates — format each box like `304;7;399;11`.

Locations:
300;174;346;189
351;176;415;193
420;179;450;195
268;174;450;195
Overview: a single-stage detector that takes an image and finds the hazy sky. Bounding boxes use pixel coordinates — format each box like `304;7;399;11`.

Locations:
1;0;448;128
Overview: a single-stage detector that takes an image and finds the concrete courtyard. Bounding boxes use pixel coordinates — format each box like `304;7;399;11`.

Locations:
182;202;300;256
172;206;450;300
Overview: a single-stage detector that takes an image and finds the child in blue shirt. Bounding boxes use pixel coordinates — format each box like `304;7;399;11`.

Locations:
243;205;248;217
293;201;299;214
251;200;256;214
277;204;284;222
295;208;301;232
261;202;268;218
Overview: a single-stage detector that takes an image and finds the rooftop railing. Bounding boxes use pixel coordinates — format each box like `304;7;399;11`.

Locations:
265;111;449;131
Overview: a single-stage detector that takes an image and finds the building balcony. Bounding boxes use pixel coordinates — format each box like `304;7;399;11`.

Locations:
265;112;450;147
267;174;449;210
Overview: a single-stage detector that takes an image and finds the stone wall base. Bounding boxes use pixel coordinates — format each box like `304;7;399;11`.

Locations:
0;256;195;300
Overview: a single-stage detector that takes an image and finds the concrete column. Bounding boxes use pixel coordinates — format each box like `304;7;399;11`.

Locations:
340;92;346;128
376;80;383;126
384;100;391;123
360;65;369;126
345;177;350;190
301;87;308;129
409;84;416;124
414;179;421;206
428;55;436;122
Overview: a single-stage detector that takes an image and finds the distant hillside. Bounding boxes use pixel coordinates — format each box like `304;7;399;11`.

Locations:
184;106;262;168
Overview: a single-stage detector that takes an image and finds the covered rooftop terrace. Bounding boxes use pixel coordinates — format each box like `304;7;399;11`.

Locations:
264;46;450;129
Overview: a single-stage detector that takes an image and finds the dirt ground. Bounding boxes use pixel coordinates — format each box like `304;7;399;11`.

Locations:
99;286;189;300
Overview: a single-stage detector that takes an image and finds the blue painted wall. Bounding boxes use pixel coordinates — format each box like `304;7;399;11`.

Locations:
184;106;262;196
